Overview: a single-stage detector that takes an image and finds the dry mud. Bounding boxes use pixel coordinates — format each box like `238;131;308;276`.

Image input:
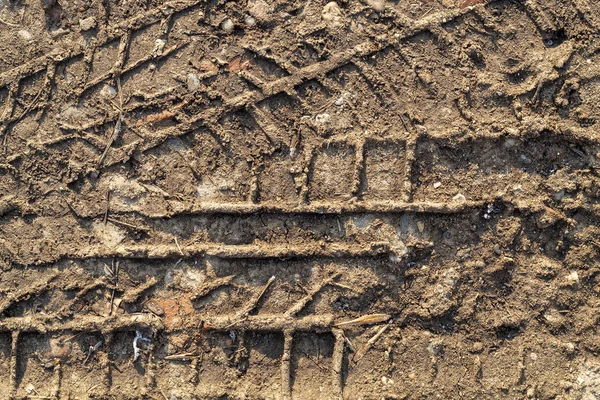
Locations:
1;0;600;399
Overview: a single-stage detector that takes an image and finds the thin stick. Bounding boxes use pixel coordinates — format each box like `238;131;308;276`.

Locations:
107;217;150;232
164;352;197;360
9;331;19;397
281;331;293;400
332;329;346;399
353;323;390;363
240;275;275;317
109;288;116;315
98;115;123;166
190;275;235;301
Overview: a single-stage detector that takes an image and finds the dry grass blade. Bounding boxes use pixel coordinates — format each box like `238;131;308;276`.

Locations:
333;313;391;327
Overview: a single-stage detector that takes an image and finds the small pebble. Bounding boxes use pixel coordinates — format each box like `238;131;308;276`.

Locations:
565;271;579;287
417;221;425;233
244;15;256;26
186;73;200;92
381;376;394;385
315;113;330;123
153;39;166;56
335;97;345;106
368;0;386;11
494;244;501;255
389;253;402;263
452;193;466;202
563;342;575;355
100;84;117;98
433;181;442;189
504;138;516;148
427;339;443;355
322;1;343;26
79;16;97;31
221;18;235;32
18;30;33;41
25;383;35;394
530;352;538;361
554;190;565;201
50;28;70;39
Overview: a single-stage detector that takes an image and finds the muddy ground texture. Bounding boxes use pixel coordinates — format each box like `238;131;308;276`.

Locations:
1;0;600;399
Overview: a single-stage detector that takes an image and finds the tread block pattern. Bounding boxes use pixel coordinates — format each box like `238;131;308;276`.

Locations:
1;0;600;398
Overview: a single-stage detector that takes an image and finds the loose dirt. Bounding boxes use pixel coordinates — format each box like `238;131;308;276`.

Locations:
1;0;600;399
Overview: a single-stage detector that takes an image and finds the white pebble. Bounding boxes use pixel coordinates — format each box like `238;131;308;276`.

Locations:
315;113;330;123
18;30;33;41
452;193;466;202
100;84;117;98
565;271;579;286
389;253;402;263
322;1;343;26
563;342;575;355
186;73;200;92
433;181;442;189
25;383;35;394
244;15;256;26
221;18;235;32
368;0;385;11
153;39;166;56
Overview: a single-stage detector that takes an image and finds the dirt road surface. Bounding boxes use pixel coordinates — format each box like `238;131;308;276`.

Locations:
1;0;600;398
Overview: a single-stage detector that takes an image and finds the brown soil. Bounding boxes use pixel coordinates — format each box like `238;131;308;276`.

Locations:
1;0;600;399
